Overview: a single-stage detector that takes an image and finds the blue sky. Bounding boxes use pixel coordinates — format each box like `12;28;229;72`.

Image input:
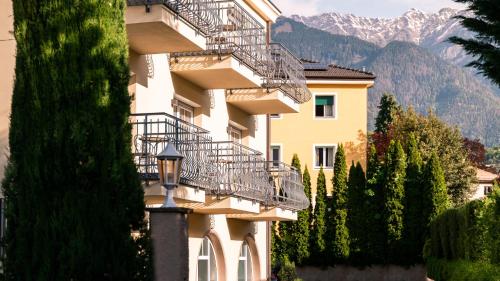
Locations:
272;0;467;17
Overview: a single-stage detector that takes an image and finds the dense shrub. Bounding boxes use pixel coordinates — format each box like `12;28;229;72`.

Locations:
427;257;500;281
277;257;303;281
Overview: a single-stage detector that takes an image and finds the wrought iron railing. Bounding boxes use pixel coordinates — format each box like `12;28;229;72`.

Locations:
266;43;312;104
127;0;222;36
267;161;310;210
129;112;310;211
209;141;271;201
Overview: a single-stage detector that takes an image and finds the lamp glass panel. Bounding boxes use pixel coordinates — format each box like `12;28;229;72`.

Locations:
166;159;175;184
157;159;166;185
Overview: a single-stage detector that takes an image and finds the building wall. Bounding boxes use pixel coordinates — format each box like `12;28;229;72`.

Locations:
130;52;269;281
271;83;369;196
0;1;15;187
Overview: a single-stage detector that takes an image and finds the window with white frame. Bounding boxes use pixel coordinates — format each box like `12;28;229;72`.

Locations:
238;242;253;281
197;237;218;281
314;95;335;118
271;145;281;167
173;100;194;124
228;126;242;144
314;145;336;168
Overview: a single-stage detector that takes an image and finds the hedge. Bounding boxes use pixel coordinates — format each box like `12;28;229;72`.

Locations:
426;257;500;281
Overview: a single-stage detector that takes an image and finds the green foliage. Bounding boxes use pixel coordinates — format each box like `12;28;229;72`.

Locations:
428;198;492;262
485;147;500;173
303;166;313;223
392;108;475;206
273;18;500;147
449;0;500;86
402;133;425;263
483;185;500;264
277;257;303;281
381;140;407;261
426;257;500;281
375;93;401;134
272;222;287;266
3;0;149;279
347;161;368;264
326;145;350;263
423;152;450;230
288;155;310;265
365;145;385;263
310;167;327;264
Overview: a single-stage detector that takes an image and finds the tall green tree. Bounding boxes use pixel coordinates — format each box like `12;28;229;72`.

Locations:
450;0;500;86
422;152;450;229
374;93;401;134
365;145;385;263
2;1;148;280
392;108;475;205
303;166;313;226
288;154;310;265
381;140;407;262
326;145;349;263
310;167;327;264
402;133;425;264
347;161;367;263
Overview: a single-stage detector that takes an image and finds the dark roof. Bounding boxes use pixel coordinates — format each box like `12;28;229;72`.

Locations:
302;61;376;80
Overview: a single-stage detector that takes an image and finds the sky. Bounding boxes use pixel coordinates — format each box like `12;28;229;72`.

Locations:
272;0;467;18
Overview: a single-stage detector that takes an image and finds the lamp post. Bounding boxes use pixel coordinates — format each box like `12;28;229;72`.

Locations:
156;142;184;208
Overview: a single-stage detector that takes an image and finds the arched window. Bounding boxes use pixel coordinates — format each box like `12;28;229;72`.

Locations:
197;237;218;281
238;241;253;281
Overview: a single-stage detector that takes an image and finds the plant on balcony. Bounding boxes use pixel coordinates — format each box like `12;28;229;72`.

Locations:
326;145;350;263
310;167;327;265
2;1;149;280
347;161;368;264
381;140;406;263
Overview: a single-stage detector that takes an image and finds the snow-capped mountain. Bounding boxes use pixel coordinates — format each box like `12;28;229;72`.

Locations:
290;8;473;66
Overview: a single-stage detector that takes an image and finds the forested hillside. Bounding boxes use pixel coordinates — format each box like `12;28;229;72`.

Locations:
273;18;500;146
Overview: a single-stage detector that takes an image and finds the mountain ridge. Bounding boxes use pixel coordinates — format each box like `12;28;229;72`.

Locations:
272;18;500;146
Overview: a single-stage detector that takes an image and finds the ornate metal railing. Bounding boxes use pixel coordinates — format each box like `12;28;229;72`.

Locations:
267;162;310;210
266;43;312;104
127;0;222;36
209;141;271;201
130;112;310;210
130;112;216;189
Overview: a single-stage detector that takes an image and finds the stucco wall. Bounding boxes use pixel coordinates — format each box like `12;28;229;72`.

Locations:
271;83;369;197
0;1;15;187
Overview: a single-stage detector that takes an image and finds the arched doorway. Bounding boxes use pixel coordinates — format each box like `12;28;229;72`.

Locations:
239;236;261;281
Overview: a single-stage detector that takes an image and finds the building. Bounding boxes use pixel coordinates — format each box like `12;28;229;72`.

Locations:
469;168;498;200
1;0;311;280
271;62;375;196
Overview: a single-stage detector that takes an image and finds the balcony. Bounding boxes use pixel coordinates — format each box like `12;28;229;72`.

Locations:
225;88;300;114
130;112;309;216
126;0;221;54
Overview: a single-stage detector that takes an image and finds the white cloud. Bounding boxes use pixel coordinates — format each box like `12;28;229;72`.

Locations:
272;0;321;16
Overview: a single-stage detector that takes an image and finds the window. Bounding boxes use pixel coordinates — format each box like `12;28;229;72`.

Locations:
238;242;253;281
271;145;281;167
484;185;493;195
314;146;336;168
228;126;242;144
173;100;194;123
197;237;218;281
315;95;335;118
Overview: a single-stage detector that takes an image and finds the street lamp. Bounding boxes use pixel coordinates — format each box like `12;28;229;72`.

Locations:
156;142;184;208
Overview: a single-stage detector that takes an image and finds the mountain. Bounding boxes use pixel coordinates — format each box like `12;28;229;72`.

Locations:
272;18;500;146
290;8;472;67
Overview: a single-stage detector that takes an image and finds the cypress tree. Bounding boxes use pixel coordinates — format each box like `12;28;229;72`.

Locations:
2;1;148;279
326;144;349;263
288;154;310;264
365;145;384;263
402;133;424;263
374;93;401;134
347;161;367;263
381;140;407;263
303;165;313;226
310;167;327;265
422;152;450;229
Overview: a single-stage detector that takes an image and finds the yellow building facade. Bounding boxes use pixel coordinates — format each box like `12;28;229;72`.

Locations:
271;63;375;196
